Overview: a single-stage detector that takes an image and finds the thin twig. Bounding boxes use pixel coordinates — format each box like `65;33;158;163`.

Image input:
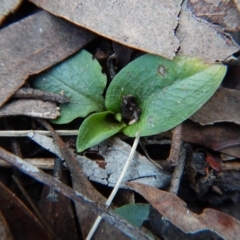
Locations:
168;145;186;195
167;124;182;165
0;130;79;137
13;87;70;103
0;146;150;240
86;132;141;240
0;158;55;169
139;140;162;169
46;158;62;201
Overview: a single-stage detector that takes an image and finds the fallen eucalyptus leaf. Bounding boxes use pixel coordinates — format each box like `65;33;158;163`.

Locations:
191;87;240;125
76;111;125;152
33;50;107;124
30;0;239;62
29;0;181;59
127;182;240;240
0;11;96;108
105;54;227;137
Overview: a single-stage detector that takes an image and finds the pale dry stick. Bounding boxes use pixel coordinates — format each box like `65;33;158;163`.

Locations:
86;132;141;240
0;130;79;137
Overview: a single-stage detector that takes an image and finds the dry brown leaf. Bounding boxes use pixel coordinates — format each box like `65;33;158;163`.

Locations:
29;0;181;59
39;173;79;240
127;182;240;240
0;99;60;119
0;10;96;108
188;0;240;32
0;211;13;240
0;181;52;240
0;0;22;24
30;0;239;63
181;121;240;158
191;87;240;125
176;0;239;62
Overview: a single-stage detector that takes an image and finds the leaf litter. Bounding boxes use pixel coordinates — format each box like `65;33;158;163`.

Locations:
30;0;239;62
0;1;240;239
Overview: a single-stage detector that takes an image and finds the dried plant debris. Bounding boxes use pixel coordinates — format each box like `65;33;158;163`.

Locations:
28;133;171;189
0;0;22;24
0;211;13;240
0;10;96;107
30;0;239;62
0;182;52;240
187;0;240;32
163;120;240;159
128;182;240;240
176;0;239;63
0;100;60;119
30;0;181;59
191;87;240;125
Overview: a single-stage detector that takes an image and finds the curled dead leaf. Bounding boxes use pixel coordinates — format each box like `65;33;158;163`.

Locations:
127;182;240;240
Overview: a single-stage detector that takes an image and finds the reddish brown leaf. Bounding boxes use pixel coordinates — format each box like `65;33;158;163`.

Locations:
191;87;240;125
0;181;52;240
128;182;240;240
206;154;222;171
0;10;96;107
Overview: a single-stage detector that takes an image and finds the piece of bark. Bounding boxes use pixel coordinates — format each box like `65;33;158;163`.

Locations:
0;10;96;107
0;0;22;24
0;99;60;119
13;87;70;103
30;0;181;59
0;181;52;240
191;87;240;125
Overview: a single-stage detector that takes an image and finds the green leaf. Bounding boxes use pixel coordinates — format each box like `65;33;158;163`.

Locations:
114;203;150;228
32;50;107;124
77;111;126;152
105;54;227;137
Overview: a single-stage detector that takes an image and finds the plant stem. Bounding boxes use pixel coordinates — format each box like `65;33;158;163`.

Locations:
86;132;141;240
